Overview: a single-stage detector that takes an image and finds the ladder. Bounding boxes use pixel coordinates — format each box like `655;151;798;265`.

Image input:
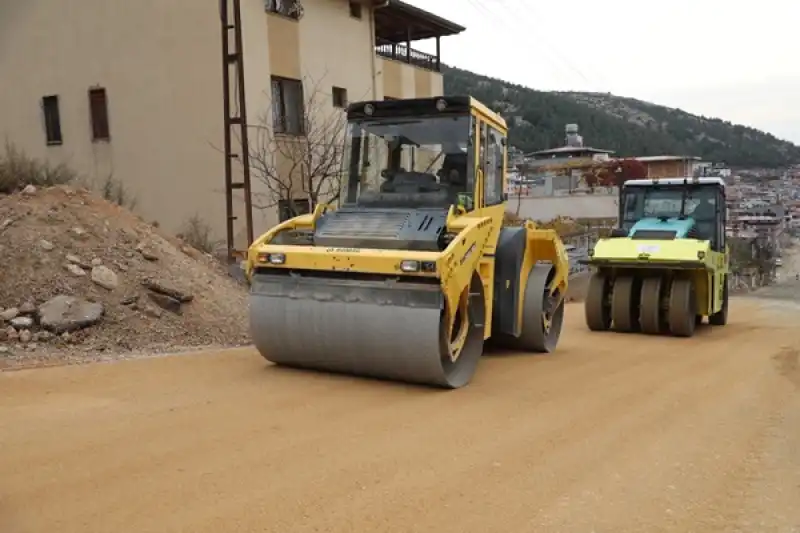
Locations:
219;0;254;262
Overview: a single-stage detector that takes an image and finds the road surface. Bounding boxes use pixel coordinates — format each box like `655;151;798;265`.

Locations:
2;298;800;533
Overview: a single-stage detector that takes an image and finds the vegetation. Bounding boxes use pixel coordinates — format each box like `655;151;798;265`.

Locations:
442;66;800;168
0;141;76;194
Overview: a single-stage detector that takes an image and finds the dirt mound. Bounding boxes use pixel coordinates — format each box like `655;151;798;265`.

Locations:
0;185;250;369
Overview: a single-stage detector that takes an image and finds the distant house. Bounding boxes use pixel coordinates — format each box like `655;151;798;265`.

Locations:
635;155;702;179
521;124;615;194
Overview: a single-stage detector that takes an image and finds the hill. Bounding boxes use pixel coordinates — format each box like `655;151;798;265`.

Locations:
442;65;800;168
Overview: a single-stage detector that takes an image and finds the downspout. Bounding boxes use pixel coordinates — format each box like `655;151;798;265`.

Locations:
370;0;390;100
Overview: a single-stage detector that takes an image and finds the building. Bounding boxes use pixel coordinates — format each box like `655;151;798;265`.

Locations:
518;124;615;195
635;155;702;179
0;0;464;255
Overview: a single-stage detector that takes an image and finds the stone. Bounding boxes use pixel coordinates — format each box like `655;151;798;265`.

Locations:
0;346;9;354
142;278;193;303
65;263;86;276
91;258;103;266
140;248;159;261
19;301;36;315
38;295;104;334
120;295;139;306
0;307;19;321
10;316;34;329
21;184;37;195
147;292;182;315
91;265;119;290
39;239;55;251
19;329;32;343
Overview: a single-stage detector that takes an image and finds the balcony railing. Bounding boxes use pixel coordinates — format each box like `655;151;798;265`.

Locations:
375;42;440;72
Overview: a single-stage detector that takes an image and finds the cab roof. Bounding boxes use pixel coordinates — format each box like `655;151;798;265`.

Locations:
623;177;727;189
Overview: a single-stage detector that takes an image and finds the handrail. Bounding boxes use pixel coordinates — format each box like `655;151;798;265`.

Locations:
374;41;440;72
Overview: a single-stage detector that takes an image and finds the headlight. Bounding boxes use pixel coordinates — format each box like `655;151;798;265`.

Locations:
399;260;420;272
257;252;286;265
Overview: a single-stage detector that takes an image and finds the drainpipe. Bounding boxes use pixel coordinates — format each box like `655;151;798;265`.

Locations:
370;0;390;100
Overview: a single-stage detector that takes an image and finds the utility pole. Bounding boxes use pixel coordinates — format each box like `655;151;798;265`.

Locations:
219;0;254;263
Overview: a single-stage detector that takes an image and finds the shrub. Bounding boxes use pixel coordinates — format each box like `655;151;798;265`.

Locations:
0;141;76;193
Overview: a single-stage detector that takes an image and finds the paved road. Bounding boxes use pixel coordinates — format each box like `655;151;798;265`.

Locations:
2;298;800;533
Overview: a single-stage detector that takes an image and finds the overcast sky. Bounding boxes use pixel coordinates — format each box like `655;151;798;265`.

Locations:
406;0;800;145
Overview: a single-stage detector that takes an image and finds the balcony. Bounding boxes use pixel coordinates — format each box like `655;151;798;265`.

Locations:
375;41;440;72
373;0;465;73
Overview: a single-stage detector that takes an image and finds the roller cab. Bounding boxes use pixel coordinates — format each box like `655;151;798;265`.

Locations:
583;177;730;337
244;96;570;388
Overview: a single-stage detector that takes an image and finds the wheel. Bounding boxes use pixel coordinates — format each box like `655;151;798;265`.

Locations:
611;275;641;332
709;275;729;326
639;276;664;334
668;277;697;337
516;263;565;353
585;272;612;331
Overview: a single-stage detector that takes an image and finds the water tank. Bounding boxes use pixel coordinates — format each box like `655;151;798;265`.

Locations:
565;123;583;147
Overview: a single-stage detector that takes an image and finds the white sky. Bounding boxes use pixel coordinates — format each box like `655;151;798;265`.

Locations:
406;0;800;145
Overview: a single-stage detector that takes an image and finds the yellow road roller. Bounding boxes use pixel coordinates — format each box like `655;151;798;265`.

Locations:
243;96;570;388
583;176;730;337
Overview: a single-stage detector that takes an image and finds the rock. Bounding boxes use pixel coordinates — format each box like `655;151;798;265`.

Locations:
19;329;32;343
7;327;18;341
66;254;82;264
22;184;37;195
142;279;194;303
38;295;104;334
65;263;86;276
27;342;38;351
91;265;119;290
33;331;54;342
91;258;103;266
19;301;36;315
120;295;139;306
0;218;13;231
0;329;6;342
0;346;9;354
10;316;34;329
143;305;163;319
72;227;87;237
140;249;159;261
39;239;55;251
115;262;129;272
147;292;182;315
125;251;135;259
0;307;19;321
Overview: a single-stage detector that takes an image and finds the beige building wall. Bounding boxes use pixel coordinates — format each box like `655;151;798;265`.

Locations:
0;0;449;254
0;0;230;239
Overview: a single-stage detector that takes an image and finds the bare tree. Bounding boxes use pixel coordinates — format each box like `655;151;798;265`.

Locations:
244;75;347;219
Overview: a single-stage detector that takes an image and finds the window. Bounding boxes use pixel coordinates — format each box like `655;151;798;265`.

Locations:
265;0;303;19
332;86;347;108
88;87;110;141
348;1;362;19
482;124;505;206
42;95;62;145
271;76;304;135
278;198;312;222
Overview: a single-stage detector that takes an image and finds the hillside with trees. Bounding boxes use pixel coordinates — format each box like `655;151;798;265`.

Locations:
442;66;800;168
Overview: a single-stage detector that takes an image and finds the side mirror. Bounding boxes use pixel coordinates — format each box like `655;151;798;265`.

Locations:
610;228;629;238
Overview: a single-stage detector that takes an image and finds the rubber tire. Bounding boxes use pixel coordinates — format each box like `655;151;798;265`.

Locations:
709;275;729;326
585;272;612;331
668;277;697;337
639;276;664;335
611;275;641;333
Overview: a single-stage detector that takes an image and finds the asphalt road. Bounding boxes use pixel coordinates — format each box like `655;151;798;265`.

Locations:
2;297;800;533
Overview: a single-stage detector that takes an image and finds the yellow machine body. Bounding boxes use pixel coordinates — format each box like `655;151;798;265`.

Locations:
245;96;570;388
